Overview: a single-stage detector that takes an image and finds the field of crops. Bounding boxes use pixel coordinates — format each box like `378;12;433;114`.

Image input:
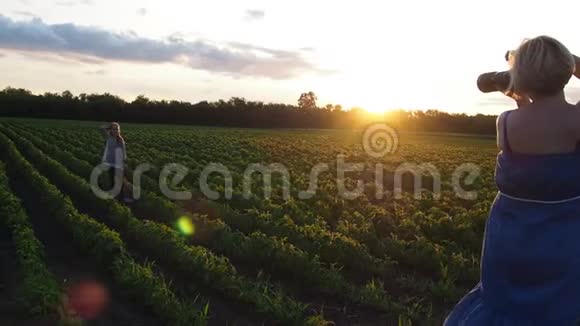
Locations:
0;118;500;325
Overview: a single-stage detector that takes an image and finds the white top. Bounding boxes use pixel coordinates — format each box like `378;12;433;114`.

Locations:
102;137;127;169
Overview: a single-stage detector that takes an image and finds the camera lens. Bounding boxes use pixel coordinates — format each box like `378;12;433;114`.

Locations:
477;71;511;93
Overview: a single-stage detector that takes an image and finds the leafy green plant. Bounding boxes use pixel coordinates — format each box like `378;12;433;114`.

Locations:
0;162;61;317
0;130;207;326
2;126;320;325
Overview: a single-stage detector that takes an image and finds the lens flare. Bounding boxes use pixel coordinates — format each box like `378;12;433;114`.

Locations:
176;216;195;236
64;280;109;320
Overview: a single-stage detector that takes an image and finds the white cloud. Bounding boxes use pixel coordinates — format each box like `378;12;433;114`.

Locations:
0;14;325;79
136;8;147;16
56;0;92;6
243;9;264;22
86;68;106;75
12;10;36;17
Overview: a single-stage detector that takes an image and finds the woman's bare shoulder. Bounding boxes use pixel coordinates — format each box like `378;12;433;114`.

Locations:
496;110;513;150
565;104;580;139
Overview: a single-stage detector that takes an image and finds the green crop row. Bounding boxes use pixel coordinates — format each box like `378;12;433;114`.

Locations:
0;117;495;324
7;123;415;314
8;123;455;315
0;128;208;326
9;123;397;280
1;126;329;325
8;123;178;200
0;162;61;317
8;120;471;320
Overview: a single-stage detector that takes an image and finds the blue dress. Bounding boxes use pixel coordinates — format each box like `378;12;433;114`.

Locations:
444;110;580;325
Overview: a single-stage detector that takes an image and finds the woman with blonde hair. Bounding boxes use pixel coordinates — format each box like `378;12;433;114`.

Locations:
99;122;132;203
445;36;580;325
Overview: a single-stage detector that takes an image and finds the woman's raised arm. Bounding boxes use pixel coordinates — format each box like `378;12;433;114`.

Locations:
99;124;110;139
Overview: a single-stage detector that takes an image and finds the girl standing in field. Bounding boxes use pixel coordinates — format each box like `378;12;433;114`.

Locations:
99;122;132;203
445;36;580;325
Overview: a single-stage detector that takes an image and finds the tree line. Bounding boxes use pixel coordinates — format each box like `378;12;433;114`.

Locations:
0;87;498;134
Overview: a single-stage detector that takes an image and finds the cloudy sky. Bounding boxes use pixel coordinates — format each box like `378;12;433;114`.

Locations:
1;0;579;114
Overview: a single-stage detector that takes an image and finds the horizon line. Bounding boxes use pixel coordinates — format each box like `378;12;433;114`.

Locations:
0;85;502;117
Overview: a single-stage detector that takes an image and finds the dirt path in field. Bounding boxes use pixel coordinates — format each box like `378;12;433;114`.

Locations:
10;179;164;326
